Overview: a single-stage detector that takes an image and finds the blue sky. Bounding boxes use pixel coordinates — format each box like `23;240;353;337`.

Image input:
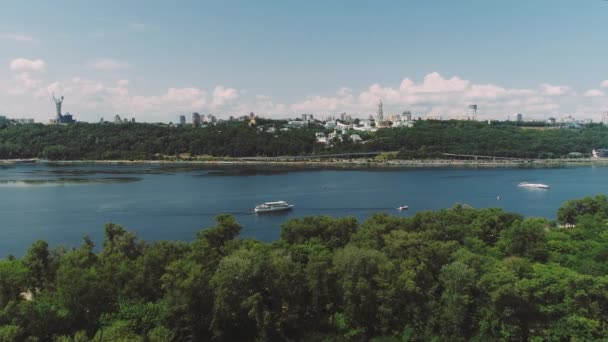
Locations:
1;0;608;122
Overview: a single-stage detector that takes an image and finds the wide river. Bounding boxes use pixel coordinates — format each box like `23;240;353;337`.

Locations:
0;163;604;256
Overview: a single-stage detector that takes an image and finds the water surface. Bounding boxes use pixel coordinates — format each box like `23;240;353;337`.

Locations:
0;163;603;256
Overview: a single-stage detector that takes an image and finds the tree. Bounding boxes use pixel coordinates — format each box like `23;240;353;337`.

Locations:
23;240;56;291
499;218;549;262
557;195;608;225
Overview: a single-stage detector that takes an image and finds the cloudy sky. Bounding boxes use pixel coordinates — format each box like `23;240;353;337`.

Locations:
1;0;608;122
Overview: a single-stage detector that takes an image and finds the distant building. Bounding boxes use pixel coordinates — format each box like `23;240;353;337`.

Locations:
114;115;123;124
567;152;583;158
403;111;412;121
593;149;608;158
131;117;136;123
516;113;523;122
467;104;478;121
350;134;363;143
248;112;256;126
192;112;201;126
14;118;34;124
324;121;336;130
340;112;347;121
301;114;314;121
392;120;414;128
315;132;327;144
336;121;352;130
603;112;608;125
179;115;186;125
376;100;384;122
288;120;307;128
327;130;342;142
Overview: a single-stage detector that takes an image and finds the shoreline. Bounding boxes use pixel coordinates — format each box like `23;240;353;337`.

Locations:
3;157;608;169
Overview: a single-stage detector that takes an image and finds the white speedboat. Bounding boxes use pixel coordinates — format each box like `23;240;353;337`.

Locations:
254;201;294;213
518;182;550;189
397;205;409;210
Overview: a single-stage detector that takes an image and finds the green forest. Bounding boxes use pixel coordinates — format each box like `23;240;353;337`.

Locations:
1;120;608;160
2;195;608;341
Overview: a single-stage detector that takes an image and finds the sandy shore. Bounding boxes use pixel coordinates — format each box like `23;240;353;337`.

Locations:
4;157;608;169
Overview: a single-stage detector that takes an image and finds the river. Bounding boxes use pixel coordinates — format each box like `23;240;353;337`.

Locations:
0;163;603;256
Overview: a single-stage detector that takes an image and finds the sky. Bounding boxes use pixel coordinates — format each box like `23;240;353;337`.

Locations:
1;0;608;122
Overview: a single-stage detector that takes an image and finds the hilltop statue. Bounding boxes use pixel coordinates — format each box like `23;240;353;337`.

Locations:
53;93;64;117
51;93;75;124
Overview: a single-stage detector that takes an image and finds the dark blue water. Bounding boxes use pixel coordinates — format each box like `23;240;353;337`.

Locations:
0;163;604;256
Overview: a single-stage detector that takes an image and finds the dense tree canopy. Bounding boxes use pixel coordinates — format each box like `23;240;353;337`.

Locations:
1;120;608;160
2;196;608;340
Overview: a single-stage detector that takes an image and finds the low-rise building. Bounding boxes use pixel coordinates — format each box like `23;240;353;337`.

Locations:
315;132;328;144
324;121;336;130
288;120;307;128
392;120;415;128
351;134;363;143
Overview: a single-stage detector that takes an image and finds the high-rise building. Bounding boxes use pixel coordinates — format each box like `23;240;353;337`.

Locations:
114;115;122;124
467;105;477;121
340;112;347;121
603;112;608;125
516;113;523;122
301;114;314;121
179;115;186;125
403;111;412;121
376;100;384;122
192;112;201;126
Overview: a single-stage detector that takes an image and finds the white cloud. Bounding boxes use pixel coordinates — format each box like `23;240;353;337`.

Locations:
7;73;43;96
5;67;608;123
9;58;46;72
0;33;34;42
279;73;574;120
540;83;572;96
584;89;604;97
211;86;240;107
86;58;131;71
601;80;608;88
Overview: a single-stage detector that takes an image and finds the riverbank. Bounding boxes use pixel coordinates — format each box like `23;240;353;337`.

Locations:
5;157;608;169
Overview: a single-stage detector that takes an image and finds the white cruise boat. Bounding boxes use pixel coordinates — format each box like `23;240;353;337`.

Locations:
518;182;550;189
254;201;294;213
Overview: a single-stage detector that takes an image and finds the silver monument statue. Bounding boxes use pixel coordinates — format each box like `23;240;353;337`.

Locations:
51;93;75;124
53;93;64;120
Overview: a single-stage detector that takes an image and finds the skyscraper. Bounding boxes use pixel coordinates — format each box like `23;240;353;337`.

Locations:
403;110;412;121
376;100;384;122
516;113;523;122
179;115;186;125
467;105;477;121
192;112;201;126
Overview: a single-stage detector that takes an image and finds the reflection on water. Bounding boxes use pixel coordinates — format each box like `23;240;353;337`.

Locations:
0;177;141;187
201;168;293;177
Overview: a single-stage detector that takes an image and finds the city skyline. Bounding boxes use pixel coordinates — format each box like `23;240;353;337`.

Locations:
1;0;608;122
